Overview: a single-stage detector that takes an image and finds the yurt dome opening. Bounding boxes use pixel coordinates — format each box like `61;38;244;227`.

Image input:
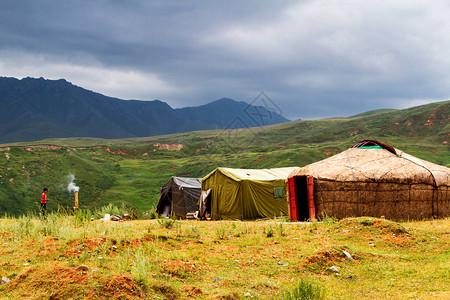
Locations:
287;140;450;221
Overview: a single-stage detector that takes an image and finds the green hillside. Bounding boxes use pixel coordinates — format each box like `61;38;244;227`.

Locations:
348;108;398;118
0;100;448;216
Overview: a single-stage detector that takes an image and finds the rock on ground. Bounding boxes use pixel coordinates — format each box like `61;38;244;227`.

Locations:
1;277;10;284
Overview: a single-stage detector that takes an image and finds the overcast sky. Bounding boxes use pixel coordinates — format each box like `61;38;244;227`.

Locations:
1;0;449;120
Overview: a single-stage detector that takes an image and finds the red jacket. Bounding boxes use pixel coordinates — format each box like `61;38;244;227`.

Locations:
41;192;48;204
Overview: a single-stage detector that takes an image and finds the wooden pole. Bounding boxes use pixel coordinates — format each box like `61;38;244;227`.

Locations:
75;191;79;209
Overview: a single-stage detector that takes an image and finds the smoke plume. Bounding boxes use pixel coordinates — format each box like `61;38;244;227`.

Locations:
67;174;80;192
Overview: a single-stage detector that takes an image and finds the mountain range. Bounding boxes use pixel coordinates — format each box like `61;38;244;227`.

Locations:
0;77;289;143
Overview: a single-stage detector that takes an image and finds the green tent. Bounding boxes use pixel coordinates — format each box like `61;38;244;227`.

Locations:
200;167;296;220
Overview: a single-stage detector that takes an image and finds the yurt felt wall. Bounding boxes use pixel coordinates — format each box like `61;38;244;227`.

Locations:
287;141;450;221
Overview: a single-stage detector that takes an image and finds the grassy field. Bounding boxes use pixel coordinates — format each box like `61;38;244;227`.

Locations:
0;100;448;216
0;215;448;299
0;95;448;299
1;138;447;217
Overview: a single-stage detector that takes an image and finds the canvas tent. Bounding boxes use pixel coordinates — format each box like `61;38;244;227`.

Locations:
157;177;201;218
287;140;450;221
200;167;296;220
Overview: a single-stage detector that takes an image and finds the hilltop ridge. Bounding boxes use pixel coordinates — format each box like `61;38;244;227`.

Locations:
0;77;289;143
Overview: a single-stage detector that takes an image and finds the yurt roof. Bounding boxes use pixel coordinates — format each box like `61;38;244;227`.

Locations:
203;167;297;182
289;140;450;187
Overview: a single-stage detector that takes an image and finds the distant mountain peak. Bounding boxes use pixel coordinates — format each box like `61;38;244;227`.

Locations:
207;97;240;105
215;97;235;102
0;77;290;143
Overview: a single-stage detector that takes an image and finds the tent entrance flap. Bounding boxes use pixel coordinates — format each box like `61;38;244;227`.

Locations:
295;176;311;221
199;188;212;218
157;182;173;217
161;204;170;218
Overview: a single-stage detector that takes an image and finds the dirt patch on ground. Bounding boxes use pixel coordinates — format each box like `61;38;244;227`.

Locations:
63;236;166;258
20;237;60;257
6;265;90;299
0;231;12;242
338;217;408;235
335;217;412;247
162;259;200;279
100;233;180;250
150;282;179;300
130;233;176;245
153;143;183;151
8;266;89;289
38;239;60;256
0;145;64;151
253;157;266;163
183;285;203;297
105;148;137;158
215;292;241;299
62;237;108;258
91;275;144;299
196;147;208;153
383;235;409;246
7;265;144;299
299;246;356;273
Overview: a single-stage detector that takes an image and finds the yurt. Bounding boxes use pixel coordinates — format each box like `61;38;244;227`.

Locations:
287;140;450;221
156;177;201;218
200;167;296;220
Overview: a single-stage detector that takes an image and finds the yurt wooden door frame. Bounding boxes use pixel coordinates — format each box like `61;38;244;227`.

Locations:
288;176;316;221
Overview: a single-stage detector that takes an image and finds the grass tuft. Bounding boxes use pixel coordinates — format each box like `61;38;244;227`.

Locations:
157;218;177;229
266;225;274;237
215;224;229;240
280;279;326;300
131;249;151;287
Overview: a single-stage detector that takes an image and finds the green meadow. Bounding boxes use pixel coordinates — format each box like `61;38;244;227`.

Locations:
0;100;448;216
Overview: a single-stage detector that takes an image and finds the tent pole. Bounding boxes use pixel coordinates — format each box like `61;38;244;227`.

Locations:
170;189;174;218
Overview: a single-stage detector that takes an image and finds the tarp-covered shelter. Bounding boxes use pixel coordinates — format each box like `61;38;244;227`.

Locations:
287;140;450;221
157;177;201;218
200;167;297;220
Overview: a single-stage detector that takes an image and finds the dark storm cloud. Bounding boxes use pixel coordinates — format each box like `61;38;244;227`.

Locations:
1;0;449;119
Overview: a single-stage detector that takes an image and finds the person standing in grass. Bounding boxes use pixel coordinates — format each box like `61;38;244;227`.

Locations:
41;188;49;219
